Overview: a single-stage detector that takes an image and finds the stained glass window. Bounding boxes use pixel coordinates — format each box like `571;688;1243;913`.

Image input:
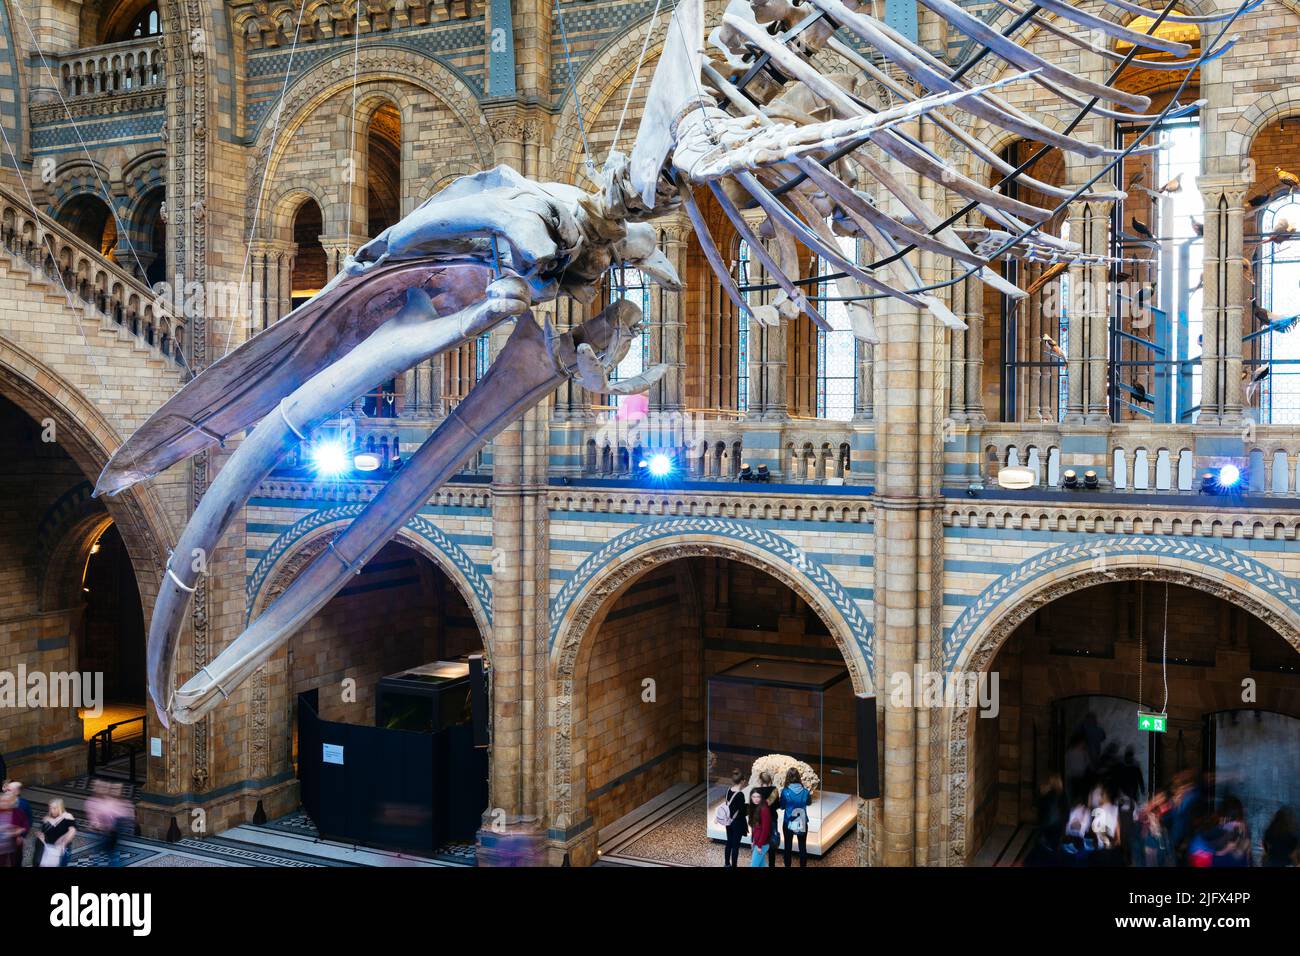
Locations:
816;236;857;421
1259;195;1300;423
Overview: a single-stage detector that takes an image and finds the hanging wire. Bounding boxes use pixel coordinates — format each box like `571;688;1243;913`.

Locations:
1161;581;1170;715
1137;579;1145;712
0;112;113;392
225;0;312;358
554;0;595;178
10;2;155;285
346;0;364;254
611;0;666;155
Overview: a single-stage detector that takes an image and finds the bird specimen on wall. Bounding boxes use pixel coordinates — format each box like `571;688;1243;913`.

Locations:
94;0;1250;725
1042;333;1067;360
1245;364;1270;405
1129;216;1155;240
1278;166;1300;192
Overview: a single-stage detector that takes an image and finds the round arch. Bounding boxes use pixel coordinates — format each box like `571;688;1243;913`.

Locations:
267;183;331;243
246;509;494;651
942;544;1300;866
0;338;172;629
547;528;872;843
245;46;493;231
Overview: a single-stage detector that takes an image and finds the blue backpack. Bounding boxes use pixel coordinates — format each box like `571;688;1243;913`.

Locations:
783;785;811;834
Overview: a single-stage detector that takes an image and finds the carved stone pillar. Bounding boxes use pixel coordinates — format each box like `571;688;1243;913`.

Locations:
1198;174;1251;424
656;215;689;417
1072;200;1111;423
318;233;367;280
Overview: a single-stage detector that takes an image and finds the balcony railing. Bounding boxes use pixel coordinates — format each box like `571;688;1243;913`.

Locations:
978;422;1300;499
56;36;164;100
0;181;183;366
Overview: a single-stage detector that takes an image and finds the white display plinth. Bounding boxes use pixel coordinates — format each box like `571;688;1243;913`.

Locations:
707;785;855;856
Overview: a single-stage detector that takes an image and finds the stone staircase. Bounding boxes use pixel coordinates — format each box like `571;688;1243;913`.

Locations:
0;178;185;370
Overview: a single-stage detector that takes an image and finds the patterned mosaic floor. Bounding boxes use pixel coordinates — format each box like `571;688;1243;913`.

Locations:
258;809;478;864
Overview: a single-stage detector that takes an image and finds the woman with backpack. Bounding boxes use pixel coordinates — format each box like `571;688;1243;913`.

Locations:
717;770;749;867
780;767;812;867
747;788;775;867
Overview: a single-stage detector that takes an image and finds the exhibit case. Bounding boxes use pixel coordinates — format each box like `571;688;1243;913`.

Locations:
705;658;857;855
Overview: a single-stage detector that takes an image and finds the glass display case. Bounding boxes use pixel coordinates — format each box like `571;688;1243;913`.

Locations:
706;657;857;855
375;659;473;733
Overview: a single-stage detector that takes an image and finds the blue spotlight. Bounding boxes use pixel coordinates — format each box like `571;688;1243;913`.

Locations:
1201;463;1246;495
647;453;673;477
311;441;350;477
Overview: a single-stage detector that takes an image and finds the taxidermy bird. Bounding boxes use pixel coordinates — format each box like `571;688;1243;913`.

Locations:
1190;217;1203;237
1267;219;1295;244
1245;364;1270;404
1130;380;1154;404
1277;166;1300;191
1042;333;1067;360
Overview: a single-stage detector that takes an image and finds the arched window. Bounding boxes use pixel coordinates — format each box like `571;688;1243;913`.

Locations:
101;1;162;44
1111;113;1203;422
606;263;650;406
1257;194;1300;422
736;240;753;412
816;236;857;421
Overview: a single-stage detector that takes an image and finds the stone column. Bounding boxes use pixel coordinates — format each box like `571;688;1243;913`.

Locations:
1198;174;1251;424
656;215;689;417
962;271;986;422
1080;200;1111;422
481;399;552;862
871;115;947;867
318;233;368;280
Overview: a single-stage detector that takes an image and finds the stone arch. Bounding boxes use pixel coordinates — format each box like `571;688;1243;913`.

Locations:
547;520;873;840
552;0;729;184
36;481;114;612
942;538;1300;866
245;505;493;648
0;337;172;629
1227;85;1300;163
244;46;492;230
266;181;331;242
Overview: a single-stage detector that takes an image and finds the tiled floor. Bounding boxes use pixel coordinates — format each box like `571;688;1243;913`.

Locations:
21;779;473;868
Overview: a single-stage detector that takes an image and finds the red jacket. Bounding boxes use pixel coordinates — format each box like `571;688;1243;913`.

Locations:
750;803;774;847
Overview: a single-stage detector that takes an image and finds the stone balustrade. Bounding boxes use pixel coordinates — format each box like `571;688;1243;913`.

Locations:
56;37;164;99
976;422;1300;498
0;184;183;366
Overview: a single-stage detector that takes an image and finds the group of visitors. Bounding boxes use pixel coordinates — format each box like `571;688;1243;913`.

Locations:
1028;714;1298;867
0;780;77;867
717;767;814;867
0;776;135;867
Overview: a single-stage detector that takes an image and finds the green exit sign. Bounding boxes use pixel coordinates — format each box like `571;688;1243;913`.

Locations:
1138;712;1168;733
